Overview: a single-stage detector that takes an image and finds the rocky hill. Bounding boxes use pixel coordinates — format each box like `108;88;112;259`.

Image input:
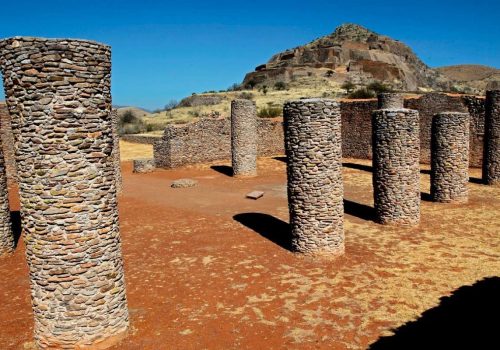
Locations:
242;23;496;93
436;65;500;92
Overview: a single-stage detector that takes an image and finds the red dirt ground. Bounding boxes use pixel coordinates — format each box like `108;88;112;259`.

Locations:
0;157;499;349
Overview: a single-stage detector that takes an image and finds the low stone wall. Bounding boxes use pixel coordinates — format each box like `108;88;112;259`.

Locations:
121;134;161;145
154;117;284;168
153;93;486;169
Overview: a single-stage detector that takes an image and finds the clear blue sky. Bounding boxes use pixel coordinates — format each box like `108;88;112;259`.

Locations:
0;0;498;110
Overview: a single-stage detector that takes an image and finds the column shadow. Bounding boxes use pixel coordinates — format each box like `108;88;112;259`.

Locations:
342;162;373;172
273;156;287;163
420;169;431;175
233;213;293;251
10;211;22;247
210;165;233;177
369;276;500;349
469;177;484;184
343;199;375;221
421;192;433;202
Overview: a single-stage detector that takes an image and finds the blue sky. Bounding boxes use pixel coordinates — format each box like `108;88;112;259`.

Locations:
0;0;498;110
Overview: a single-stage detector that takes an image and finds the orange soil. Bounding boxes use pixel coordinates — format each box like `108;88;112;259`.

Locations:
0;157;498;349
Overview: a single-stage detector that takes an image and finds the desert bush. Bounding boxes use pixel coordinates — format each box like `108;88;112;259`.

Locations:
260;85;268;95
238;92;254;100
348;88;376;99
258;106;282;118
325;70;334;77
367;81;393;94
227;83;241;91
274;81;287;90
118;110;147;134
164;99;179;111
341;81;356;92
245;80;257;90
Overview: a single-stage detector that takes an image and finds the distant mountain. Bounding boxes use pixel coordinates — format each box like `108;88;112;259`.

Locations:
435;65;500;92
116;106;152;118
242;23;496;93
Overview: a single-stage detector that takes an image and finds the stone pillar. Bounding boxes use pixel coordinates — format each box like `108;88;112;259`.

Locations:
377;93;404;109
0;136;14;256
284;99;344;255
372;109;420;225
483;90;500;185
0;37;129;349
111;109;122;193
231;99;257;177
431;112;470;203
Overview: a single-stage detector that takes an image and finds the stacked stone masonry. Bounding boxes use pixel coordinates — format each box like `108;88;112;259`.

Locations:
372;109;421;226
0;132;13;256
133;158;155;173
0;37;129;349
483;90;500;185
0;102;17;185
231;99;257;176
377;93;404;109
153;93;486;170
431;112;470;202
284;99;344;255
111;109;122;193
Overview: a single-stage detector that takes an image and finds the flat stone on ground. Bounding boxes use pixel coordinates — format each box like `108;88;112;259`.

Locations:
246;191;264;200
171;178;198;188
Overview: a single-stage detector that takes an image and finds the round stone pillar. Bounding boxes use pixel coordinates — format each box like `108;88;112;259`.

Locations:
111;109;122;193
483;90;500;185
377;93;404;109
0;138;14;256
0;37;129;349
372;109;420;225
231;99;257;177
284;99;344;255
431;112;470;203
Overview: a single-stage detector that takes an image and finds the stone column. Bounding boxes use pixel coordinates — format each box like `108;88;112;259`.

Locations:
231;99;257;177
431;112;470;203
483;90;500;185
0;136;14;256
372;109;420;225
0;37;129;349
377;93;404;109
284;99;344;255
111;109;122;193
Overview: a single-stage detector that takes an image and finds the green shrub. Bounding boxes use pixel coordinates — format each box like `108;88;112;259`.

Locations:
258;106;282;118
341;81;356;92
367;81;393;94
274;81;287;90
348;88;376;99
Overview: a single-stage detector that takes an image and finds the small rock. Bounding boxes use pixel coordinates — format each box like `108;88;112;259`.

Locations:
246;191;264;200
171;179;198;188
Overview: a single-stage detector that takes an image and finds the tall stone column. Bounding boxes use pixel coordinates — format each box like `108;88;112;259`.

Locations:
231;99;257;177
372;109;420;225
284;99;344;255
377;93;404;109
483;90;500;185
0;135;14;256
431;112;470;203
111;109;122;193
0;37;129;349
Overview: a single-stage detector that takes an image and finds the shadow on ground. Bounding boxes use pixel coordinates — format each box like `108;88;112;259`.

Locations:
233;213;293;251
273;156;287;163
11;211;21;247
469;177;484;184
210;165;233;177
343;199;375;221
369;276;500;349
343;162;373;172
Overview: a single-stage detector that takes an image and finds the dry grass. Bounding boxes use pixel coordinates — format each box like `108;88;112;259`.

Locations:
119;140;153;161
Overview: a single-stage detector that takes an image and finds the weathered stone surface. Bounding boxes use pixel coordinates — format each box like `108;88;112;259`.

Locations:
231;99;257;177
431;112;470;202
0;103;17;185
377;93;404;109
372;108;420;226
483;90;500;185
284;99;344;255
0;36;129;349
171;178;198;188
133;158;155;173
111;109;122;193
0;132;13;256
246;191;264;200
